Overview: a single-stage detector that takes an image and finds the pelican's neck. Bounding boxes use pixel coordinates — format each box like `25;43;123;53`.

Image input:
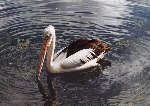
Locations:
46;35;56;70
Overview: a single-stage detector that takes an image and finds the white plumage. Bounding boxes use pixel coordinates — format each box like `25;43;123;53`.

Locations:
37;25;111;77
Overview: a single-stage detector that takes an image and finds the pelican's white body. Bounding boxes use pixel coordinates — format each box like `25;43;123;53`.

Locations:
44;25;105;73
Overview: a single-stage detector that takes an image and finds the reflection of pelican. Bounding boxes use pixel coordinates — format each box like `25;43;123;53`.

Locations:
37;25;111;78
37;76;56;106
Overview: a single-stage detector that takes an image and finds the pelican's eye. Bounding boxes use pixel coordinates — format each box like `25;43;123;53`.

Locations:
43;35;50;40
43;32;51;40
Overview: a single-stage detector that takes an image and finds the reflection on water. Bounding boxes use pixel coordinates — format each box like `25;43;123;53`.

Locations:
37;76;56;106
0;0;150;105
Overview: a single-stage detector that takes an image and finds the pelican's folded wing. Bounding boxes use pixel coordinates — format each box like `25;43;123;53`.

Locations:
60;49;97;69
53;47;67;62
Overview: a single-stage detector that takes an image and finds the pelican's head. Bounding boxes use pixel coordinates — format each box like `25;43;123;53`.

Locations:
43;25;55;39
37;25;55;78
43;25;55;46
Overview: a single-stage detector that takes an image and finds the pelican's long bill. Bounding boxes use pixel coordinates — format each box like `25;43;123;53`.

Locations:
37;36;52;80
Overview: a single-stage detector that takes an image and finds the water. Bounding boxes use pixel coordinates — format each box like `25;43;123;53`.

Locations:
0;0;150;105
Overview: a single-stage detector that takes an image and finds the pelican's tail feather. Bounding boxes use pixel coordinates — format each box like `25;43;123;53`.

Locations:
96;52;105;62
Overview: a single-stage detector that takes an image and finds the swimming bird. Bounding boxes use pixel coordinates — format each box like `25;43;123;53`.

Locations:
37;25;111;79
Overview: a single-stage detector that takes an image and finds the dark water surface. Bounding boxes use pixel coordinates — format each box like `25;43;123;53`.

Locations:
0;0;150;105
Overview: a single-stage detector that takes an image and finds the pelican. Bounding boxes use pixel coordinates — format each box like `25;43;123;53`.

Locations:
37;25;111;78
